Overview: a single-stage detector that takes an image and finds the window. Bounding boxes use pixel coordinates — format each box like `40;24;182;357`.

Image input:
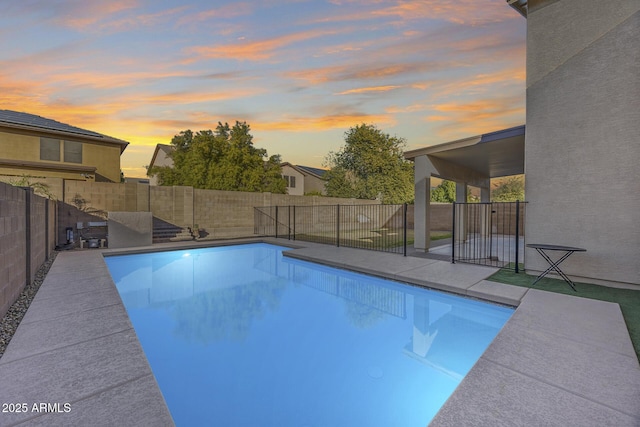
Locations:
64;140;83;163
283;175;296;188
40;138;60;161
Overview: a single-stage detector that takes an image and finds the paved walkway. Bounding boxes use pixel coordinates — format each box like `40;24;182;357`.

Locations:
0;239;638;426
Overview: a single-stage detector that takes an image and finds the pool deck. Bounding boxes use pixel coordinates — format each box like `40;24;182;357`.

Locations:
0;238;638;426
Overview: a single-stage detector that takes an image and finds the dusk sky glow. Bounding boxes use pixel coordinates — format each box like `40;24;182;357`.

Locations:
1;0;526;178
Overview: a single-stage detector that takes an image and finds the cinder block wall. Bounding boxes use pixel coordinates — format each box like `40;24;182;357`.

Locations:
29;194;47;281
0;183;27;318
55;180;390;240
0;183;56;319
64;181;129;212
430;204;453;231
193;190;379;238
194;189;265;238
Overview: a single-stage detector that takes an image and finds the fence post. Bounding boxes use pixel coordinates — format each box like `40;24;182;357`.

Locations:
24;187;32;285
515;200;520;273
293;205;296;241
403;203;407;257
336;204;340;247
45;199;49;260
275;206;279;239
451;202;456;264
288;205;291;240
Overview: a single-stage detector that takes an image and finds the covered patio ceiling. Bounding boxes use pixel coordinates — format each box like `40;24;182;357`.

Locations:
404;125;525;180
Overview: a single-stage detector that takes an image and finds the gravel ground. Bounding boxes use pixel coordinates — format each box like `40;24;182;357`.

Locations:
0;251;58;359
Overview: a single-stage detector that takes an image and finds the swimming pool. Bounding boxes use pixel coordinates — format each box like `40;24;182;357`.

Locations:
105;243;513;426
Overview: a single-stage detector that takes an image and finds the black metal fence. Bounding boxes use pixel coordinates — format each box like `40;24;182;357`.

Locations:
254;204;409;255
451;201;526;271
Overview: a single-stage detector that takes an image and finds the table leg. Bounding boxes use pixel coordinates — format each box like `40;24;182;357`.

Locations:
531;249;577;291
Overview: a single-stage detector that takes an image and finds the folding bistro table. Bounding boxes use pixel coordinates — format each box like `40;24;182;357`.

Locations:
526;244;586;291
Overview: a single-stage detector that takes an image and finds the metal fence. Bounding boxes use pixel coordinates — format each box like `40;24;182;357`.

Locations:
254;204;409;255
451;201;526;271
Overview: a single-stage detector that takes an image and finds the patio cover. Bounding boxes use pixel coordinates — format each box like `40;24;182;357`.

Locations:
404;125;525;251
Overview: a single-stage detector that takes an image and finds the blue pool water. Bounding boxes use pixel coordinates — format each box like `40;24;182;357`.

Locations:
105;243;513;426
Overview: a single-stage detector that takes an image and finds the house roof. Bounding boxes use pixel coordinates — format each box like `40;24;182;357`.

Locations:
0;110;129;153
157;144;173;154
280;162;328;179
296;165;327;178
506;0;527;17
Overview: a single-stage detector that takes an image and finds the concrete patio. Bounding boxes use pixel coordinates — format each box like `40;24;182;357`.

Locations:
0;239;638;426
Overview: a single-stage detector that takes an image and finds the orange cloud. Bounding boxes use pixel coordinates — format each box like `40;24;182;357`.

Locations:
336;85;401;95
54;0;139;30
385;104;428;114
45;70;196;90
177;3;252;26
98;6;189;32
312;0;515;26
285;62;435;85
431;66;525;99
116;88;261;106
318;42;366;56
254;113;395;132
186;29;339;62
0;77;52;109
425;96;525;138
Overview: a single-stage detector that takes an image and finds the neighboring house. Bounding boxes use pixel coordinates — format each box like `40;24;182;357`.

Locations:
0;110;128;183
147;144;174;185
405;0;639;287
280;163;327;196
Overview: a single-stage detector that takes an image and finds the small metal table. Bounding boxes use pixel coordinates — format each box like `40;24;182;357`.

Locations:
526;244;586;291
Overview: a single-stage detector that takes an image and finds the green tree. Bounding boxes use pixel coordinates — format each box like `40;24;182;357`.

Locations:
430;180;480;203
148;122;286;193
323;124;414;204
430;180;456;203
492;176;525;201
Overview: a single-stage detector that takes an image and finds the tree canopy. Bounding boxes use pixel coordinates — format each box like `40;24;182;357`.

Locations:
148;121;286;193
430;180;481;203
430;180;456;203
492;176;525;201
323;124;414;204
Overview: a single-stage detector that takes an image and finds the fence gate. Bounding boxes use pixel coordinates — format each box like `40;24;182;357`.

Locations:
451;201;526;271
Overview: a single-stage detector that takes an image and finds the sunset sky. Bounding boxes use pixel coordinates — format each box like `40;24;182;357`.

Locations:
1;0;526;178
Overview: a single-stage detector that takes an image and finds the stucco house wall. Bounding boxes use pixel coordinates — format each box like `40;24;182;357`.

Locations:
524;0;640;286
302;173;327;195
281;164;305;196
280;163;327;196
